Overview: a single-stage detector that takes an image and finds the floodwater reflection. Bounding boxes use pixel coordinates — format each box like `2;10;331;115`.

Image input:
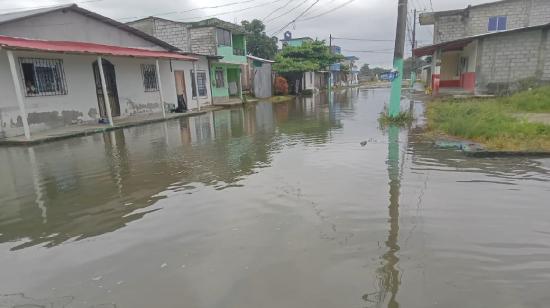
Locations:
1;89;550;308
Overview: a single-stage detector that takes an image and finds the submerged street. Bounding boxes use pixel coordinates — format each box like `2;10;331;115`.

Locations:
1;88;550;308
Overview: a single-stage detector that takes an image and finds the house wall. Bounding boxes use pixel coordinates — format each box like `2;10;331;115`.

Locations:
170;56;212;109
0;49;203;138
189;27;217;56
433;0;550;43
440;51;460;80
474;29;549;93
128;18;192;53
210;63;229;98
0;10;165;50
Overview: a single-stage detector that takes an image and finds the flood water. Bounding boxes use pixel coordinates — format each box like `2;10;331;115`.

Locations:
1;88;550;308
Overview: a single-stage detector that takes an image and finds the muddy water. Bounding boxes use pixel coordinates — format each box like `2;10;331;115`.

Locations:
1;88;550;308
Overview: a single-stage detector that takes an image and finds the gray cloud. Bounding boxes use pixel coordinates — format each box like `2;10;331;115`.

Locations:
1;0;492;67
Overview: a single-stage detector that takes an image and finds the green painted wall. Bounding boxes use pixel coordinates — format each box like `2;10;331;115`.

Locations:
216;35;247;64
210;64;229;98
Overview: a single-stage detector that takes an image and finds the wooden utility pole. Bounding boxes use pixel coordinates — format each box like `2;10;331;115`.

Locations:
410;9;417;88
389;0;408;117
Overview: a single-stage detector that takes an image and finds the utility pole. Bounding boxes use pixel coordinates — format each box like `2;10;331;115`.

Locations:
329;34;332;48
410;9;417;88
389;0;408;117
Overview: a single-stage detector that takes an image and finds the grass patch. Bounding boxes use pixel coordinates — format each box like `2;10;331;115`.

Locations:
379;111;414;126
427;86;550;151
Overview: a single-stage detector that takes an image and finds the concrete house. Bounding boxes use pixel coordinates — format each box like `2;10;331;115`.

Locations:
0;4;205;141
329;46;360;87
415;0;550;95
128;17;247;105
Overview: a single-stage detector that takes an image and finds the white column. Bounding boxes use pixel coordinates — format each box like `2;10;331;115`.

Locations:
97;56;114;126
193;61;201;111
155;59;166;118
7;50;31;140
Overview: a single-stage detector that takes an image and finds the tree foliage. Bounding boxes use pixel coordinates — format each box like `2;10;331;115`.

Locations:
241;19;278;60
273;40;344;73
274;76;289;95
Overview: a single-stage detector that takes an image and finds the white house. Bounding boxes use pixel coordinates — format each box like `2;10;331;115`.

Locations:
0;4;213;140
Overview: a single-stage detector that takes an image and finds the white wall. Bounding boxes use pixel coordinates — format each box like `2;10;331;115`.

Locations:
303;72;316;90
0;10;164;50
0;49;205;138
169;56;212;109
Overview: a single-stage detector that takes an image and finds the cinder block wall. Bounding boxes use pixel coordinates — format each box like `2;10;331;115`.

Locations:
475;29;550;93
189;27;217;56
434;0;550;44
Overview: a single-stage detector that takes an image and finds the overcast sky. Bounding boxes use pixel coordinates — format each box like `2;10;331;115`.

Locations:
1;0;494;67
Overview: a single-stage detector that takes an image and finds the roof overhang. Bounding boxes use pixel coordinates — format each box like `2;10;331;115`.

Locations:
0;35;198;61
414;22;550;57
246;54;275;63
414;38;473;57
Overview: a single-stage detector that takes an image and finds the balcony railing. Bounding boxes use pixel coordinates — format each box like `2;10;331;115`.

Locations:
233;48;245;56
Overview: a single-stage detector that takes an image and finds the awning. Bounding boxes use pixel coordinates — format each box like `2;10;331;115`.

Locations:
413;38;474;57
0;35;198;61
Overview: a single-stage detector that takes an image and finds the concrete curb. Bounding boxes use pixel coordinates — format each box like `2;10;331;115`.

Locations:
0;108;223;147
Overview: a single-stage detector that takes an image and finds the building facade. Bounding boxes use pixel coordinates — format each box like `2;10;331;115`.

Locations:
0;5;202;140
417;0;550;94
129;17;247;105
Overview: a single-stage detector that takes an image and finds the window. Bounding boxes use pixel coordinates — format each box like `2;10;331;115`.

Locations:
141;64;159;92
488;16;507;32
191;70;208;97
214;68;225;88
19;58;67;97
216;28;232;46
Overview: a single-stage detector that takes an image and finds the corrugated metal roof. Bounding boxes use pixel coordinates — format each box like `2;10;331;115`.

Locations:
0;35;197;60
0;4;73;24
246;55;275;63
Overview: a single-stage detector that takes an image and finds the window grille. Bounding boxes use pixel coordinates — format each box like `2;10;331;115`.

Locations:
141;64;159;92
191;70;208;97
19;58;67;97
215;68;225;88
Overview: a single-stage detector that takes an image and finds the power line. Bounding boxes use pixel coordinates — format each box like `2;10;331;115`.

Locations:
332;37;394;42
264;0;309;24
118;0;282;20
171;0;287;22
298;0;356;22
270;0;320;36
261;0;293;21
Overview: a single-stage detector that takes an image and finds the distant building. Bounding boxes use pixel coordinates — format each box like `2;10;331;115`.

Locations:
416;0;550;94
129;17;247;105
280;31;314;48
329;46;360;87
0;4;198;140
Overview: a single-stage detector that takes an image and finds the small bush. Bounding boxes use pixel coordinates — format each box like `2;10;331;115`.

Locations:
274;76;289;95
379;111;414;126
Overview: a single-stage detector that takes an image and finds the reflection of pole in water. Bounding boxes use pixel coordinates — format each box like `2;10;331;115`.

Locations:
363;125;401;308
383;125;401;308
28;147;46;223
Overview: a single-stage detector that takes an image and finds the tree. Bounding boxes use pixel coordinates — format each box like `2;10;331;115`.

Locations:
403;57;428;77
359;64;370;77
241;19;278;60
273;40;344;73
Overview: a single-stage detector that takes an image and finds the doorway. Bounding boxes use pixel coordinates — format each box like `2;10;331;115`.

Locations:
174;70;187;112
92;59;121;118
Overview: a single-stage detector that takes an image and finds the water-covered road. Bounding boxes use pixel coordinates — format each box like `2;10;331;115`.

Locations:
1;88;550;308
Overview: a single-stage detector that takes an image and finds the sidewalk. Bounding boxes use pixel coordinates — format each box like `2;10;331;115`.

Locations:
0;107;223;146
